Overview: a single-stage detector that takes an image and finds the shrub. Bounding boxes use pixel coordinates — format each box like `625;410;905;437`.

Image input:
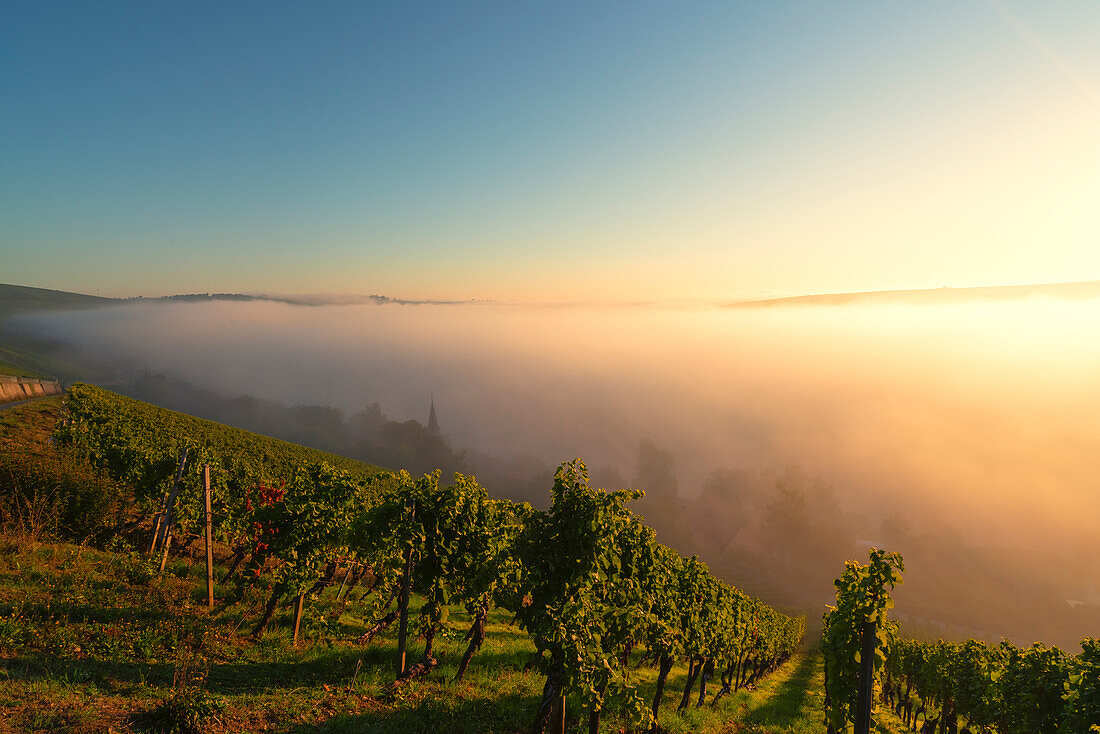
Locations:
140;688;225;734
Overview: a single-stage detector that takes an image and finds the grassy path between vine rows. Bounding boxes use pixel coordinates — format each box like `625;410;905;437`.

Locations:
708;648;825;734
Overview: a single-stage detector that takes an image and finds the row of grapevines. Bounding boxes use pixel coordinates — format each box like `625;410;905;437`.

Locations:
56;383;385;544
885;636;1100;734
348;469;523;679
339;461;804;730
510;460;804;732
821;548;905;733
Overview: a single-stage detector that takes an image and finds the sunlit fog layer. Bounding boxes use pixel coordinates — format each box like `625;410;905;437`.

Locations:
15;297;1100;645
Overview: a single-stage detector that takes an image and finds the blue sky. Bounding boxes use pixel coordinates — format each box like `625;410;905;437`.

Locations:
2;1;1099;300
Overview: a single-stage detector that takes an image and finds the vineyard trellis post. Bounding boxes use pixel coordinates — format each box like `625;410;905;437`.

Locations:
551;693;565;734
854;620;876;734
293;593;305;646
203;463;214;608
334;562;354;602
150;448;189;553
158;533;173;574
395;498;415;679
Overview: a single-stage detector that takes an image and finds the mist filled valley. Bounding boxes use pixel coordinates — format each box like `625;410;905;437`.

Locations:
9;293;1099;649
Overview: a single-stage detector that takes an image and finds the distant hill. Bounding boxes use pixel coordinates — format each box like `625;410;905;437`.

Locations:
0;283;471;315
120;292;421;306
726;280;1100;308
0;283;116;320
0;284;117;379
0;282;441;381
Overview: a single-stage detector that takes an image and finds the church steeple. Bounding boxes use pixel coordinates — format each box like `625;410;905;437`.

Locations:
428;394;440;434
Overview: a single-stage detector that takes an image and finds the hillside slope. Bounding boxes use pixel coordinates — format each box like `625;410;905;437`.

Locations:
62;382;386;485
726;280;1100;308
0;391;827;734
0;283;115;320
0;283;118;380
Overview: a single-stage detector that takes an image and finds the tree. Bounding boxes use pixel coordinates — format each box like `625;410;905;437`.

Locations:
760;481;808;567
632;439;689;550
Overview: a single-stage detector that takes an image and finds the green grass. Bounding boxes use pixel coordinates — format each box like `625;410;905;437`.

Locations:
731;652;828;734
0;396;61;429
0;358;45;379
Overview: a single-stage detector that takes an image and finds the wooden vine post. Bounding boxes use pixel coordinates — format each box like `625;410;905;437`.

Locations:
157;533;173;573
203;464;214;608
150;448;189;554
292;593;305;646
395;499;415;679
551;694;565;734
854;620;877;734
334;562;355;602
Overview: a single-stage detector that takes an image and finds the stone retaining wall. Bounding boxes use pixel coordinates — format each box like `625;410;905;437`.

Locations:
0;375;62;402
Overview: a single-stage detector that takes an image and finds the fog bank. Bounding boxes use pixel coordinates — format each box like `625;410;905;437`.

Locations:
12;297;1100;645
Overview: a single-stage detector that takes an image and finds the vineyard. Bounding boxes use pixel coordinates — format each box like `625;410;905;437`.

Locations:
821;551;1099;734
0;384;1095;732
882;636;1100;734
60;383;385;484
43;384;806;732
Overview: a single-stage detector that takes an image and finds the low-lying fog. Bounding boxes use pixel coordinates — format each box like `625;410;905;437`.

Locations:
13;296;1100;646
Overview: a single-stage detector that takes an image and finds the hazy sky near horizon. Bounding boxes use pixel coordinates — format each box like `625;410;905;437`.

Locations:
3;2;1099;301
